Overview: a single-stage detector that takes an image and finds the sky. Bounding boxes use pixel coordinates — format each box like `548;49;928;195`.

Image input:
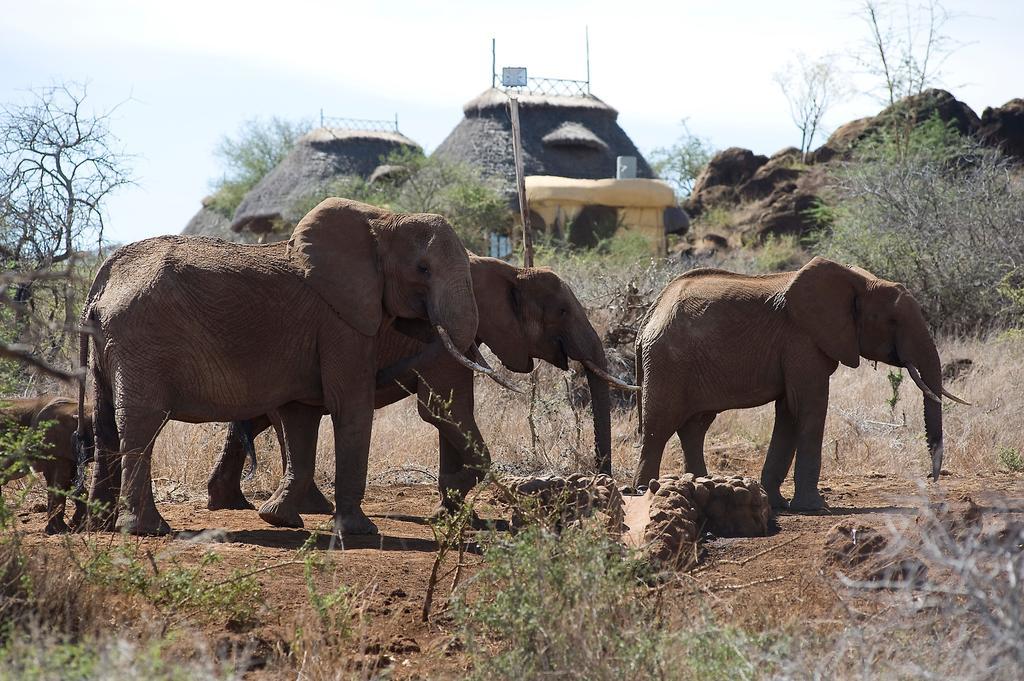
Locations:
1;0;1021;244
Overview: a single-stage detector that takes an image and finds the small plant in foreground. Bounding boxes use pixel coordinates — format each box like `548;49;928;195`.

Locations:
998;447;1024;473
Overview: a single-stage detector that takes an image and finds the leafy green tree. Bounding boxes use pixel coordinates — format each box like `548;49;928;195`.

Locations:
207;117;311;217
289;148;510;254
648;120;714;199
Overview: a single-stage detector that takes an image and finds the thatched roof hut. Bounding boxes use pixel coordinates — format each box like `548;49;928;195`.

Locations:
432;88;654;195
231;127;421;235
181;196;259;242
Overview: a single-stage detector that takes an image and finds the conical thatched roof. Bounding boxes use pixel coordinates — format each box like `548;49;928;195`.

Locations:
231;127;421;234
432;88;654;195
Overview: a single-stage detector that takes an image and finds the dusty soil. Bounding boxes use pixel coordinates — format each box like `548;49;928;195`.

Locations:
15;471;1024;679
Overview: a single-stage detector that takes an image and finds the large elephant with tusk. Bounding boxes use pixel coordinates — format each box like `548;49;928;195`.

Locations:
79;198;488;537
634;257;968;511
206;255;638;520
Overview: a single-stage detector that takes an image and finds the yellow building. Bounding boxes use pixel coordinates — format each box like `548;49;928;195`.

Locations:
523;175;686;254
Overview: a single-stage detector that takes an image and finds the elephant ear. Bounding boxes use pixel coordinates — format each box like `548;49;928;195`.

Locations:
287;198;385;337
781;257;864;368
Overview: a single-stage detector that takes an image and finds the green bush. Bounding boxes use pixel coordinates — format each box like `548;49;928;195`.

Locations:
998;447;1024;473
817;116;1024;333
456;524;770;680
289;149;510;254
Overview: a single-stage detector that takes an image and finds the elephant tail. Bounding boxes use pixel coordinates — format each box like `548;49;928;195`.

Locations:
635;341;645;439
71;310;93;494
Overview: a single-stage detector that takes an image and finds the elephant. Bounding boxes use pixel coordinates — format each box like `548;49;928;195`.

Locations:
78;198;485;537
0;395;94;534
634;257;968;511
205;255;637;519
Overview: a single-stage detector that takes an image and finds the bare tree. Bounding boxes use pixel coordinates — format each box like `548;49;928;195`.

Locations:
774;53;848;161
855;0;959;106
0;83;132;383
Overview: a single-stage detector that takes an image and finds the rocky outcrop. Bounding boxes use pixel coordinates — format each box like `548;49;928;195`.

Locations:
685;147;768;217
979;98;1024;160
685;146;828;242
683;89;1017;244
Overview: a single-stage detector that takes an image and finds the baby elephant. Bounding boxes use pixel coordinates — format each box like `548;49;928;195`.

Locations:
0;396;93;533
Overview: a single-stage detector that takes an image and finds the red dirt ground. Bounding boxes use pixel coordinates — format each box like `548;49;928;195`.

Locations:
16;471;1024;679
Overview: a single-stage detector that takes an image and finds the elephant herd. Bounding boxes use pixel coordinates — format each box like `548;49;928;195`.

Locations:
1;198;968;536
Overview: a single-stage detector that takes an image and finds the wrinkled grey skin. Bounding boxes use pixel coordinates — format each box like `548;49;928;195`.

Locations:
635;257;956;511
0;396;94;534
79;198;478;537
206;255;616;516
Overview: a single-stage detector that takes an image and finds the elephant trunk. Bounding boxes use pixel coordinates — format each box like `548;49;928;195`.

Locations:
563;326;614;476
429;278;478;354
585;368;613;476
898;323;945;481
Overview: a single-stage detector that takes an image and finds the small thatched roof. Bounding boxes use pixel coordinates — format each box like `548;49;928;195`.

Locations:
232;127;421;234
542;122;609;151
432;88;653;196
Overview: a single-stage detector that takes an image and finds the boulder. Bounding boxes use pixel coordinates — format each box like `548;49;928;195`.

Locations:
685;147;768;216
979;98;1024;160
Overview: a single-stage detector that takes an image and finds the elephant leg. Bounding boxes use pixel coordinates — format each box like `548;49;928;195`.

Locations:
44;461;72;535
676;412;716;477
257;404;322;528
262;413;332;515
115;409;170;536
789;387;830;512
635;420;677;490
86;388;121;531
761;398;798;509
330;389;377;537
280;413;334;516
417;369;490;512
206;414;273;511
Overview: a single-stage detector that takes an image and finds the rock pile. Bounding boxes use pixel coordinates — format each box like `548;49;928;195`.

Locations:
498;474;624;535
498;473;773;570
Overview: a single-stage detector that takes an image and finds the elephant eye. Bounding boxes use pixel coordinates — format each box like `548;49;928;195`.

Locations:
417;263;430;277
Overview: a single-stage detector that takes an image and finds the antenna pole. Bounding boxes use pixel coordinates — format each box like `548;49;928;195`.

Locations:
509;96;533;267
585;26;590;93
492;38;497;88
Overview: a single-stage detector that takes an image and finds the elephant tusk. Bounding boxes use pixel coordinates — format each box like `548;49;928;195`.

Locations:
905;363;942;404
436;327;526;394
468;344;528;394
941;387;971;406
581;359;641;392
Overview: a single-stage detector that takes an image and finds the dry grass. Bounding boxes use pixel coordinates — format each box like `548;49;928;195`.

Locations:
143;332;1021;505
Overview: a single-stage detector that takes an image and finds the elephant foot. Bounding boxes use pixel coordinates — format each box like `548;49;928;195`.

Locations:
258;498;304;528
45;517;69;535
82;501;119;532
115;506;171;536
334;506;378;536
207;484;256;511
68;502;88;532
763;488;790;510
788;490;828;513
297;484;334;515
